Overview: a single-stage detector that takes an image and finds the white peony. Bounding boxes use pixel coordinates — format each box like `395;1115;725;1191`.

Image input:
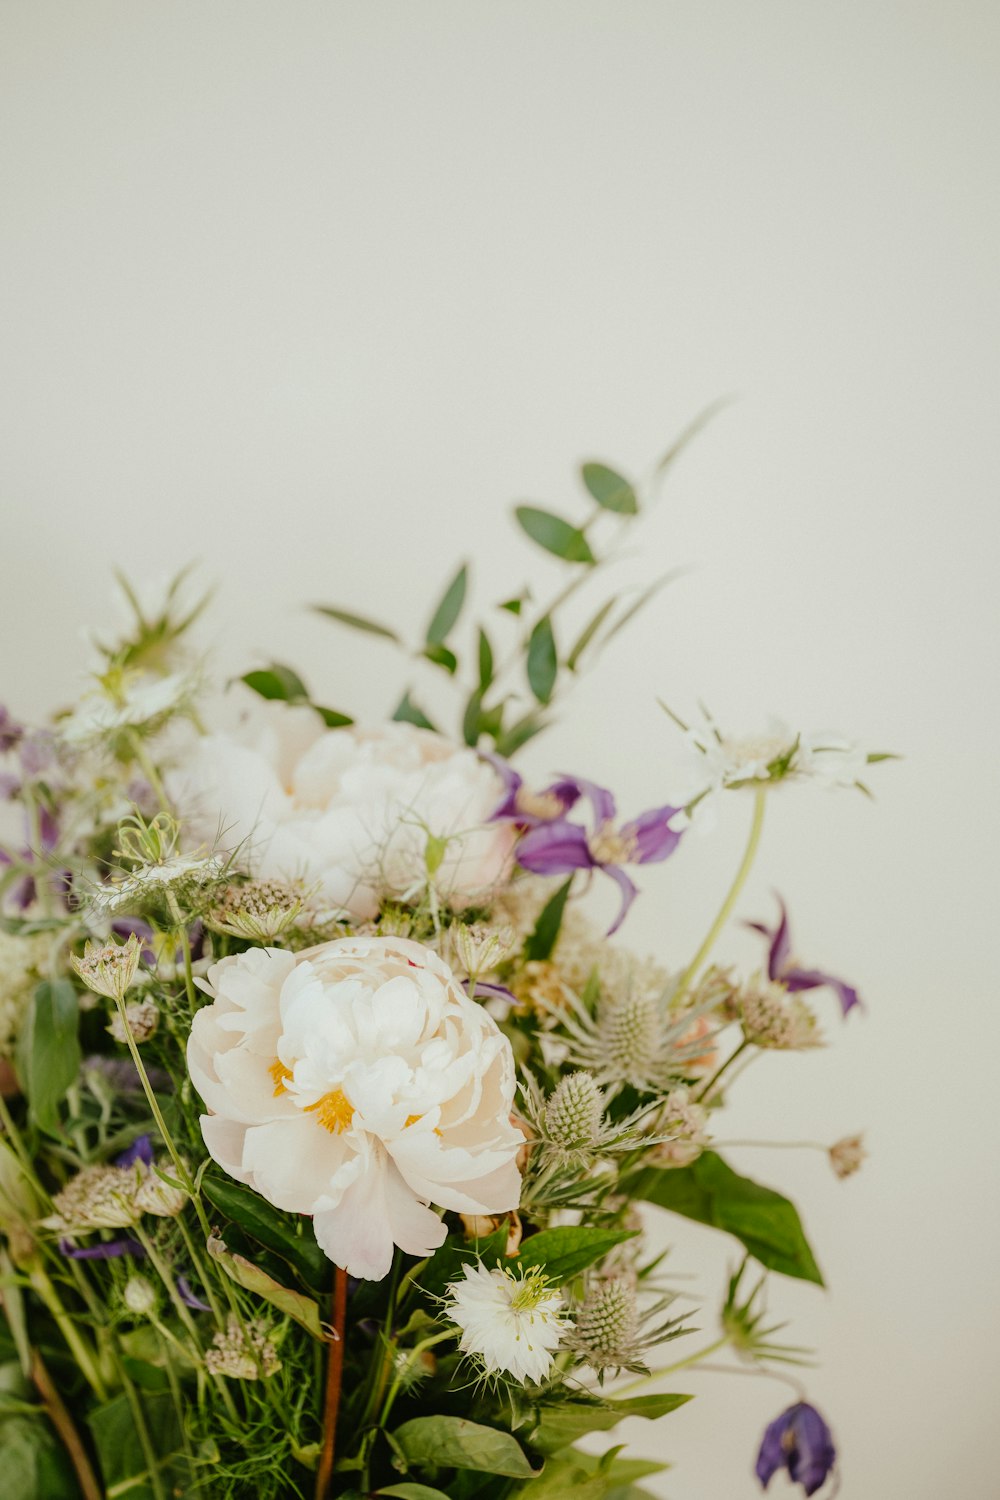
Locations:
187;935;523;1280
167;698;515;921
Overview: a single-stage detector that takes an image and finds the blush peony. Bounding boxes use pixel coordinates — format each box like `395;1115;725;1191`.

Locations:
187;935;523;1280
167;698;515;921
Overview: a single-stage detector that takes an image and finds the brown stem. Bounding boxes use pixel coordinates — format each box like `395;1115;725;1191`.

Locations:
315;1265;348;1500
30;1349;102;1500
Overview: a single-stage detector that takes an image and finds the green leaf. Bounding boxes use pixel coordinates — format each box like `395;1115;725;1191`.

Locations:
566;597;618;672
426;564;468;646
201;1175;326;1288
526;616;558;704
378;1486;453;1499
0;1413;80;1500
513;1457;607;1499
393;1417;541;1479
499;597;524;615
16;980;80;1135
393;692;438;732
494;712;547;758
581;462;638;515
524;877;572;962
241;662;309;702
515;507;595;564
478;629;494;690
530;1393;691;1455
207;1233;325;1336
634;1151;824;1285
423;644;459;675
512;1225;636;1285
462;688;485;748
312;604;401;642
88;1390;188;1500
313;705;354;728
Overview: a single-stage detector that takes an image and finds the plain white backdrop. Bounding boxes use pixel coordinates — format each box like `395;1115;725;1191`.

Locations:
2;4;999;1496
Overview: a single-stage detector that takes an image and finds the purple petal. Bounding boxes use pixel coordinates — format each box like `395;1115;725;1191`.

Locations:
479;750;524;819
177;1276;212;1312
59;1236;146;1262
557;774;616;828
755;1409;789;1488
116;1134;154;1169
787;1404;837;1495
784;966;862;1018
0;707;23;753
602;863;639;936
516;820;595;875
462;979;518;1008
622;804;685;865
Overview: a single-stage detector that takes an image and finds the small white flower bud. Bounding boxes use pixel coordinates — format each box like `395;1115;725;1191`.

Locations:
452;922;516;977
122;1275;157;1315
134;1163;189;1219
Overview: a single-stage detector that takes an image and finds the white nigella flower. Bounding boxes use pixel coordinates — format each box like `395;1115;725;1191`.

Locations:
446;1262;567;1383
60;668;196;745
676;711;875;805
167;697;516;921
187;935;523;1281
89;853;226;918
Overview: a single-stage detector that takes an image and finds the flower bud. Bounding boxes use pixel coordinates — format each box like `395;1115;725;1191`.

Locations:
452;922;516;977
71;933;141;1002
829;1133;866;1180
570;1278;638;1371
122;1275;157;1315
204;879;307;942
544;1072;604;1151
134;1163;189;1219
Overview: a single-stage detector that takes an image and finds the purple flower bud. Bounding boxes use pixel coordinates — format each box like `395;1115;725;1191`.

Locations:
59;1236;145;1262
177;1276;212;1312
756;1402;837;1496
748;897;861;1017
116;1135;154;1169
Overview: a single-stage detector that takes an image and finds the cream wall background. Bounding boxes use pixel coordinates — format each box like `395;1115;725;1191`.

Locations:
2;3;999;1496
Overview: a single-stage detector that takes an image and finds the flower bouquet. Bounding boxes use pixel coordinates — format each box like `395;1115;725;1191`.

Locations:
0;440;888;1500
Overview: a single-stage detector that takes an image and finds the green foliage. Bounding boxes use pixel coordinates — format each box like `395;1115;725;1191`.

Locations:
524;878;573;961
0;1411;79;1500
511;1225;637;1285
414;1225;509;1301
201;1175;326;1289
426;565;468;647
16;980;80;1135
515;507;596;564
529;1392;691;1455
311;604;401;642
393;692;438;732
526;616;558;704
207;1233;324;1337
240;661;353;728
88;1389;189;1499
378;1486;454;1499
633;1151;825;1285
392;1416;541;1479
580;462;638;515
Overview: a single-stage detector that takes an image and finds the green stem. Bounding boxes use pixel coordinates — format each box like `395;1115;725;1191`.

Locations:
672;787;767;1008
126;731;171;814
109;1345;169;1500
29;1266;109;1401
695;1037;749;1103
378;1329;454;1431
613;1335;729;1394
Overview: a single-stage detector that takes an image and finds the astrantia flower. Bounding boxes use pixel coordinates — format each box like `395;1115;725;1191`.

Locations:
828;1133;866;1180
205;1316;281;1380
739;976;821;1051
71;932;142;1001
446;1262;567;1383
756;1401;837;1495
187;936;523;1280
652;1086;711;1168
108;998;160;1044
204;877;310;942
168;700;515;920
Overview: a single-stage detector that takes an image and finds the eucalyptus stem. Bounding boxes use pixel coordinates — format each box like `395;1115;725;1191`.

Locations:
672;787;767;1008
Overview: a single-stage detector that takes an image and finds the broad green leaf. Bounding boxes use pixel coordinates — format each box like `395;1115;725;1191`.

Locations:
202;1175;326;1288
88;1390;188;1500
478;628;494;690
581;461;638;515
526;615;558;704
241;661;308;702
566;597;618;672
513;1457;607;1499
378;1487;453;1499
515;507;595;564
393;1416;541;1479
0;1413;80;1500
531;1393;691;1455
524;877;572;962
312;604;401;642
393;692;438;732
426;564;468;646
512;1225;635;1285
634;1151;824;1285
423;643;459;675
207;1233;325;1336
16;980;80;1135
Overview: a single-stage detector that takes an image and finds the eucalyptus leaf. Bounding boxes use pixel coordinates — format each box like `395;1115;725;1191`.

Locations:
494;713;547;757
566;597;618;671
524;877;572;962
426;564;468;646
423;644;459;675
393;692;438;732
241;662;308;702
16;980;80;1135
478;628;494;690
378;1486;453;1499
393;1416;541;1479
515;507;595;564
581;462;638;515
633;1151;824;1285
313;705;355;728
526;616;558;704
512;1225;636;1285
312;604;401;642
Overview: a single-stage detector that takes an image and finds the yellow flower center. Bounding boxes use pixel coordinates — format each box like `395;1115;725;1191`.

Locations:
269;1059;293;1097
306;1089;355;1133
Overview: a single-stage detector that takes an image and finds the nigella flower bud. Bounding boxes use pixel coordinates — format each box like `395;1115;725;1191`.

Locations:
71;933;142;1002
569;1278;639;1371
544;1072;604;1151
122;1275;157;1316
204;1317;281;1380
829;1133;866;1180
108;999;159;1045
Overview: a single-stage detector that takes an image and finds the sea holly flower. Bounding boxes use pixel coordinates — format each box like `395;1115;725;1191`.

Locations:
514;776;684;934
756;1402;837;1495
187;936;523;1281
445;1262;567;1383
748;898;861;1017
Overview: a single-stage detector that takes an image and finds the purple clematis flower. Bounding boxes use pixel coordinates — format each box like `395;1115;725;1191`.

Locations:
177;1276;213;1312
482;752;582;828
116;1134;155;1168
756;1402;837;1495
515;775;685;935
59;1235;146;1261
748;898;861;1018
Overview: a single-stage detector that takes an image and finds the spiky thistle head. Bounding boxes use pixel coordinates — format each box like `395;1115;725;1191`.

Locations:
543;1072;604;1157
